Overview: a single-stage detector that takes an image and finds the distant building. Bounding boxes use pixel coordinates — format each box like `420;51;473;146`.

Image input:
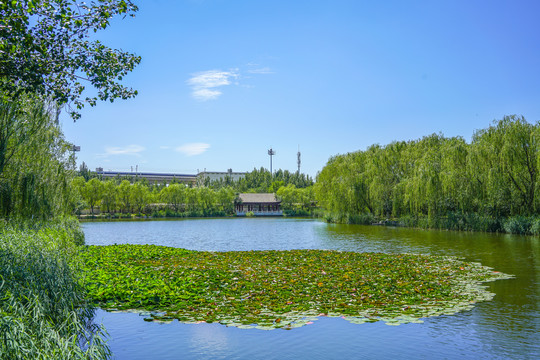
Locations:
93;168;247;186
96;170;197;185
236;193;282;216
197;169;246;186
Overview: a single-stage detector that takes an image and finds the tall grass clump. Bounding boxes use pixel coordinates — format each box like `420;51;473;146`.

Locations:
319;212;375;225
502;216;538;235
0;220;110;359
397;213;503;233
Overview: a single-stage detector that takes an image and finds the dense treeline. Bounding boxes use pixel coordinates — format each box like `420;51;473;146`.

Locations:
315;116;540;234
73;179;237;217
206;167;313;192
72;172;316;217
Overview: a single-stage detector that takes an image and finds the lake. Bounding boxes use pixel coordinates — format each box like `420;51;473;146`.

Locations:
83;218;539;359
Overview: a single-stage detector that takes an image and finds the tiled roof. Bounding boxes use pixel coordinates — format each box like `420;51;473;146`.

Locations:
238;193;280;203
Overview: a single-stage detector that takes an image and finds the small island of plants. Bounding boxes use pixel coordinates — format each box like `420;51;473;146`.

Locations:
79;244;512;329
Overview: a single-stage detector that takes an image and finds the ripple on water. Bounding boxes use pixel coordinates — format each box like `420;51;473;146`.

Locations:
83;218;540;360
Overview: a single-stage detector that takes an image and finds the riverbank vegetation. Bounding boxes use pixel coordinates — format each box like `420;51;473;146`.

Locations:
71;169;316;218
0;97;112;358
1;0;141;356
0;220;110;359
78;244;512;329
0;3;523;357
315;116;540;234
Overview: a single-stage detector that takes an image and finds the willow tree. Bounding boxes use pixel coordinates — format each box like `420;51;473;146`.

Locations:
216;187;235;213
470;116;539;215
129;182;149;214
101;180;118;214
438;136;471;213
0;97;76;219
363;142;410;217
83;178;104;215
117;180;132;213
160;183;187;212
314;115;540;223
315;151;374;215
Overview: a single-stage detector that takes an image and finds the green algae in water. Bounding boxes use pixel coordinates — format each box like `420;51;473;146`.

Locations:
78;244;513;329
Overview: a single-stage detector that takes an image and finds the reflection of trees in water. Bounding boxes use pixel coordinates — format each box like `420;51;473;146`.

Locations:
322;223;539;357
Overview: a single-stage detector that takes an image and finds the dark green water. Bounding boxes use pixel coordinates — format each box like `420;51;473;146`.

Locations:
83;218;539;359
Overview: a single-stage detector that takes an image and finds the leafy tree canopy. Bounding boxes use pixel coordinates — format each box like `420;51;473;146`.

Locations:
0;0;140;119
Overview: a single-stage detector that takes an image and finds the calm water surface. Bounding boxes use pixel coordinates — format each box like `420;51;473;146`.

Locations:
83;218;540;359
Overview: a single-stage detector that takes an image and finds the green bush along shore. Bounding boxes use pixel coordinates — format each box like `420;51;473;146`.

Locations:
0;219;110;359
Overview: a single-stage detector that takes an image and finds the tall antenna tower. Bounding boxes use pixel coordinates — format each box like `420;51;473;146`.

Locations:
268;147;276;175
297;146;301;174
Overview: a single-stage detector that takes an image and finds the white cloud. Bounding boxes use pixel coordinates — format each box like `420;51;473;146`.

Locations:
192;88;222;101
247;67;273;74
187;70;238;101
187;66;273;100
97;144;145;158
176;143;210;156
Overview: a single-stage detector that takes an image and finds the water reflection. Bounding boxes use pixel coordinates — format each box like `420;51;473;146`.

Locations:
189;323;230;356
83;219;540;359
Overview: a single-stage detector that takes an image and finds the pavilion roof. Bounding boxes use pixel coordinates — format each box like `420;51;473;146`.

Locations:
238;193;280;204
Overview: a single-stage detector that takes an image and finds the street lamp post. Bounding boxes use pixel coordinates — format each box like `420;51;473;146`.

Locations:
268;148;276;176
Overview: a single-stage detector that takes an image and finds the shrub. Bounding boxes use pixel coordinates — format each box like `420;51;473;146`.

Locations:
530;218;540;235
0;220;110;359
503;216;532;235
347;213;375;225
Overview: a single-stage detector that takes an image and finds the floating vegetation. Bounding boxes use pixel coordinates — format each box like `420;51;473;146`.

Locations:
78;245;513;329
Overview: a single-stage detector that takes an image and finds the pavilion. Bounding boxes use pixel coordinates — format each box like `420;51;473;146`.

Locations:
235;193;282;216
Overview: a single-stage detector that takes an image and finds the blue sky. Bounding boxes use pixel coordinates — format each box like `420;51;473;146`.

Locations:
61;0;540;178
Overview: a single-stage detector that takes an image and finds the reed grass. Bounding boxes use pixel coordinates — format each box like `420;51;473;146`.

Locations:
0;219;110;359
321;210;540;235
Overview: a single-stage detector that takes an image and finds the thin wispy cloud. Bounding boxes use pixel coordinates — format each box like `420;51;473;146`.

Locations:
187;65;274;101
187;70;238;101
192;88;222;101
247;67;273;74
97;144;145;158
176;143;210;156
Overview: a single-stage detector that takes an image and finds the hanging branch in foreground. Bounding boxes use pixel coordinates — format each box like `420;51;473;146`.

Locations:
0;0;141;120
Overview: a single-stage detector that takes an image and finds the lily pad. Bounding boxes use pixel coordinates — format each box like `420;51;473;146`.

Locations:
78;245;513;329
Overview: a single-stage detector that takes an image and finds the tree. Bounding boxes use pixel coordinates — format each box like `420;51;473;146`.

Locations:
160;183;186;212
268;180;284;193
216;187;235;213
0;0;140;119
314;115;540;225
130;181;150;214
277;184;296;210
78;161;93;181
0;96;51;177
0;96;76;219
197;187;214;214
100;179;117;214
117;180;131;213
82;177;103;215
470;116;539;215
